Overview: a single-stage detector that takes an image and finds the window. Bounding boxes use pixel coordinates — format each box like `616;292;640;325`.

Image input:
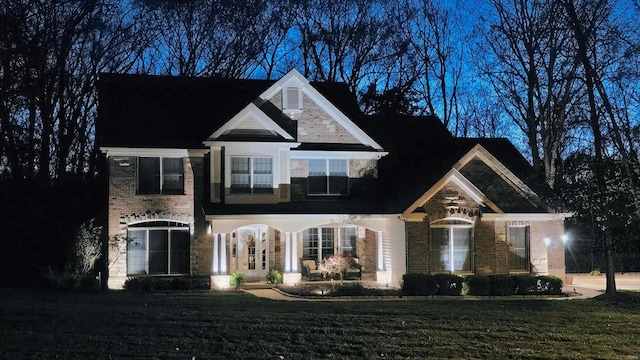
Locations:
340;227;357;257
430;220;473;273
230;156;273;194
308;159;348;195
508;226;530;271
138;157;184;195
282;87;302;112
302;227;357;261
127;221;190;275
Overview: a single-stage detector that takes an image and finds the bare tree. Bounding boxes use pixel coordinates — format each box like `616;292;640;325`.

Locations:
134;0;270;78
476;0;581;189
561;0;640;293
294;0;401;93
392;0;465;130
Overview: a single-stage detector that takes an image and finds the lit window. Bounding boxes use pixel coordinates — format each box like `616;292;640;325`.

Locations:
127;221;190;275
508;226;530;271
230;156;273;194
302;227;357;261
138;157;184;195
430;220;473;273
308;159;348;195
282;87;302;112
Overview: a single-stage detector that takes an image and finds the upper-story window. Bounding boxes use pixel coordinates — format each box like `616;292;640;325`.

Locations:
308;159;348;195
138;157;184;195
508;226;530;271
282;87;302;112
231;156;273;194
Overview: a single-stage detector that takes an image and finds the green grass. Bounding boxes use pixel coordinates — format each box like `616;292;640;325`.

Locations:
1;289;639;359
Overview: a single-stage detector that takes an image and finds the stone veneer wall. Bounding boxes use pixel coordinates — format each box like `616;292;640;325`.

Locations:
269;92;360;144
106;155;208;288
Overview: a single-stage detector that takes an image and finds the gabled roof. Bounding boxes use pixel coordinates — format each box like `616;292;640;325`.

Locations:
96;72;366;149
352;115;550;214
208;102;295;141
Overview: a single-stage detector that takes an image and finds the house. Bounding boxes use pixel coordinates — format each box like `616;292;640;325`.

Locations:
97;69;570;289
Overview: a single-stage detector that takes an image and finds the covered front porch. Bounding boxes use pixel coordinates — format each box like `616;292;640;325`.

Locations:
206;214;405;289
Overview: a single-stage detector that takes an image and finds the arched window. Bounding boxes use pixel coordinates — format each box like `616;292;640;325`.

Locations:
430;219;474;273
127;221;190;275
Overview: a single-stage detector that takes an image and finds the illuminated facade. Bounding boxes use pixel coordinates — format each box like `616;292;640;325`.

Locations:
97;69;570;289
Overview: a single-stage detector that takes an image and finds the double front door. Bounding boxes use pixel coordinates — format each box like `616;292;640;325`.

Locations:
235;226;269;277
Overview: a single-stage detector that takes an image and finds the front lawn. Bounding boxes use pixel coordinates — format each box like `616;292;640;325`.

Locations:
0;289;638;359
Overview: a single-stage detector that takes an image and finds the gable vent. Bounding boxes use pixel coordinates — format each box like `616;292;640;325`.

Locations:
283;87;302;112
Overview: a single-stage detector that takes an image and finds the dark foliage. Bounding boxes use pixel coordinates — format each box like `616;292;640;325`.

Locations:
465;275;492;296
0;178;105;288
435;274;464;296
490;274;516;296
123;276;209;292
401;273;438;296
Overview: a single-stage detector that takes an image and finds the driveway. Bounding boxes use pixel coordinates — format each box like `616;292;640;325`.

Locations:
566;273;640;298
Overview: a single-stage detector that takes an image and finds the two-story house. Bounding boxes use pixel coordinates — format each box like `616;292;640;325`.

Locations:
98;69;570;289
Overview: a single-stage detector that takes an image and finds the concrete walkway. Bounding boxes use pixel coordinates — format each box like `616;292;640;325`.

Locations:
244;273;640;301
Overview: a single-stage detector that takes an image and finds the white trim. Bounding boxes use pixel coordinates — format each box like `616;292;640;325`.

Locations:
101;147;208;157
260;69;310;99
403;168;499;217
482;213;573;221
291;150;388;160
203;141;300;149
208;102;294;140
259;69;383;150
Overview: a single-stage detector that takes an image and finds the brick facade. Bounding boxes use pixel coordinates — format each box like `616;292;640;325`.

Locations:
106;155;208;288
404;179;566;278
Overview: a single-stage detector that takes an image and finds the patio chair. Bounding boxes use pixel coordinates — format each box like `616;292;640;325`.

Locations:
302;259;323;280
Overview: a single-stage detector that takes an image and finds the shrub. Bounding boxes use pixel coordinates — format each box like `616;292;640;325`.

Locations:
123;276;202;292
78;275;99;292
71;218;103;276
465;275;491;296
401;273;438;296
512;275;538;295
230;271;246;289
536;275;563;295
59;274;78;291
490;275;515;296
123;277;152;292
436;274;463;296
265;269;283;284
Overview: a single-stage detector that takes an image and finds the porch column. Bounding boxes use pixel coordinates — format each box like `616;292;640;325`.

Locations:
376;231;384;271
220;233;227;274
291;232;298;272
212;233;219;274
285;232;291;272
210;231;231;290
282;231;301;285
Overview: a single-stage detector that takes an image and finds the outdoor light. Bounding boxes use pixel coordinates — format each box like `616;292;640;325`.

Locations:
562;234;569;244
544;237;551;247
207;224;212;234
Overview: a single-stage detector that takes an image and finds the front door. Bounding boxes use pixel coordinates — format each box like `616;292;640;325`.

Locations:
237;226;269;277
